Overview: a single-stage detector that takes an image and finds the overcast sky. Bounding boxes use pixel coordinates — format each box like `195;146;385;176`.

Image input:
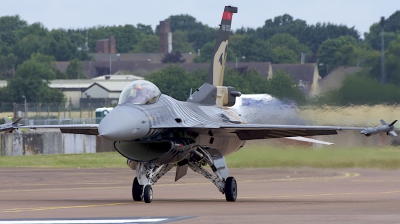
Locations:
1;0;398;37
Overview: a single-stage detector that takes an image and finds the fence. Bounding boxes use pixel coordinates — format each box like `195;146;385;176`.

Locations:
0;102;109;125
1;132;115;156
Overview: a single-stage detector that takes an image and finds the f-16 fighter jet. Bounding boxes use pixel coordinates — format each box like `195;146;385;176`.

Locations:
8;6;396;203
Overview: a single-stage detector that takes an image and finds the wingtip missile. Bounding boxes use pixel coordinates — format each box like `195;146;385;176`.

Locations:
0;117;23;133
361;119;397;137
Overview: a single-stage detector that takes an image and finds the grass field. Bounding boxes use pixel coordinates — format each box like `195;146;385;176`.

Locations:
1;143;400;169
298;105;400;127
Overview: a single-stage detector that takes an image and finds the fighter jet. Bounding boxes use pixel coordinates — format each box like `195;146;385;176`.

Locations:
10;6;396;203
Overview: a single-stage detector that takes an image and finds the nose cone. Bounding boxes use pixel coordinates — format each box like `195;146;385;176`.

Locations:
98;107;149;141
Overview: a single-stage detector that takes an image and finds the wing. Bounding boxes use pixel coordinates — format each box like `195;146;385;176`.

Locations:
213;124;366;140
20;124;99;135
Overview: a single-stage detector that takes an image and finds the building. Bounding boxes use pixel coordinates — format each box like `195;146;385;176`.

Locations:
49;74;143;107
96;35;116;54
159;20;171;54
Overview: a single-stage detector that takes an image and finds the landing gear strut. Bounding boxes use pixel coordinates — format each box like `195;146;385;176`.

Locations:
187;147;238;202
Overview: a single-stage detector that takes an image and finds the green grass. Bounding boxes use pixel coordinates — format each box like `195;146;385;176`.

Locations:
226;144;400;169
0;152;127;168
1;144;400;169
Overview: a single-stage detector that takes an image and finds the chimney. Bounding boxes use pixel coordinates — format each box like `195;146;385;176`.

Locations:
159;20;171;54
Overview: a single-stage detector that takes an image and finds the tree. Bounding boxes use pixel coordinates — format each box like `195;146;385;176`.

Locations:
193;40;236;63
268;33;311;63
303;22;360;53
266;69;307;104
132;35;159;53
65;58;86;79
167;14;218;50
0;15;27;52
384;34;400;85
3;53;65;103
137;23;154;35
271;46;298;63
13;34;49;64
0;53;17;79
161;51;185;63
314;71;400;105
234;35;271;62
223;67;268;94
86;25;142;53
147;65;202;101
317;36;359;76
168;14;204;32
172;30;195;53
16;22;48;39
364;11;400;50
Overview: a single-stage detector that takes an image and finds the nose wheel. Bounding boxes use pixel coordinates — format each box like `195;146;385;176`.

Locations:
225;176;237;202
132;177;143;201
143;185;153;203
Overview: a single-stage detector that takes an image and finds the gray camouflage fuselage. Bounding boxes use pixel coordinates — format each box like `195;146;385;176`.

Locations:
98;94;246;164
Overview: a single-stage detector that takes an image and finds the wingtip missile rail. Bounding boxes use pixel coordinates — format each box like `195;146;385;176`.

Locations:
361;119;398;137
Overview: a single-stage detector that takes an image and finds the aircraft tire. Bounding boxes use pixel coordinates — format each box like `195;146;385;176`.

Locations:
132;177;143;201
225;176;237;202
143;185;153;203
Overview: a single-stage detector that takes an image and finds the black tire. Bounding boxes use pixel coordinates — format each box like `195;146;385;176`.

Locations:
225;176;237;202
143;185;153;203
132;177;143;201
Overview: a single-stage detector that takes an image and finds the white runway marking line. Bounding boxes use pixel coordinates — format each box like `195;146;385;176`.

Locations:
0;218;167;224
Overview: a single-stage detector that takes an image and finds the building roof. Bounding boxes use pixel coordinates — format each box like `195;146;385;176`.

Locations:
90;81;133;92
56;60;272;79
271;63;316;83
49;80;94;89
174;62;272;77
92;74;144;81
49;79;134;92
56;61;69;73
318;66;361;94
91;53;197;63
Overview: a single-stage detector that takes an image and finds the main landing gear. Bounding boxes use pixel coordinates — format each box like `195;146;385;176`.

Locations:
224;176;237;201
187;147;238;202
129;147;238;203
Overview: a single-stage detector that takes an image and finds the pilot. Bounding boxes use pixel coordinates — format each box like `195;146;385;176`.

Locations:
127;85;148;104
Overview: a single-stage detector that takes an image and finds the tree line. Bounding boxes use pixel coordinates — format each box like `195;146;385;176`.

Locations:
1;10;400;105
147;65;307;104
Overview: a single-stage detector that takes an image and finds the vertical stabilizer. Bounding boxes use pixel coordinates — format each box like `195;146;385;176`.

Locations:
206;6;237;86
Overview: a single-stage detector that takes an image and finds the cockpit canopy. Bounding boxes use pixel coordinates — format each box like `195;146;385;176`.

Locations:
119;80;161;105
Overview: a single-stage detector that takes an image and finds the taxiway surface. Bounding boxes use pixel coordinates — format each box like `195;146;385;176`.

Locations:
1;167;400;223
